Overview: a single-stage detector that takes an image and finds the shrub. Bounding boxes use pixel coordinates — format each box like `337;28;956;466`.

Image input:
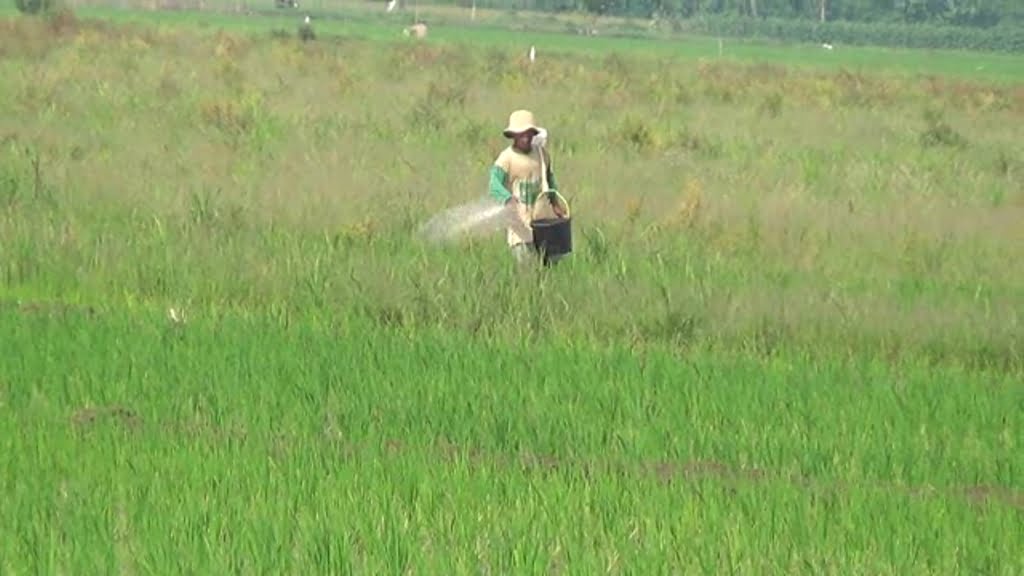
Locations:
759;92;784;118
15;0;58;15
920;108;966;148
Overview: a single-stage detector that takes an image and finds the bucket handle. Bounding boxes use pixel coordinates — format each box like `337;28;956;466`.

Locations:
532;189;571;220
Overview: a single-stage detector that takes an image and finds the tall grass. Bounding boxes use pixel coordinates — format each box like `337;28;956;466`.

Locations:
1;15;1020;366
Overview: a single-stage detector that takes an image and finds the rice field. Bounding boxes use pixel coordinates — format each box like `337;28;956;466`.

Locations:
1;8;1022;574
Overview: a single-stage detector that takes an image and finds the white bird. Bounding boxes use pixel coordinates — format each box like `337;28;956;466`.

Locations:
304;15;310;24
386;0;396;12
822;43;834;51
529;45;536;62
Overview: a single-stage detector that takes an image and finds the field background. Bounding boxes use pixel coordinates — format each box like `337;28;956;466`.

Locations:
12;0;1024;82
1;4;1022;574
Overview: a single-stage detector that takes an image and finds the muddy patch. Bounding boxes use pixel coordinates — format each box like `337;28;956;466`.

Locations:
3;299;97;319
156;426;1024;512
71;405;142;432
963;485;1024;509
426;438;1023;511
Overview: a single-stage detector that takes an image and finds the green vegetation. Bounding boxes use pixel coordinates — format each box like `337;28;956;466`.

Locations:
3;309;1022;573
430;0;1024;52
33;3;1024;84
681;13;1024;52
14;0;56;16
480;0;1024;27
1;11;1022;573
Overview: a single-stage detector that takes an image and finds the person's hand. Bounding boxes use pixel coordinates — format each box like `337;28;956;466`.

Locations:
552;200;567;219
505;196;520;207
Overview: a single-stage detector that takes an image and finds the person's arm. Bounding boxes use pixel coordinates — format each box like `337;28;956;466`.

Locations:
542;148;558;195
489;164;514;204
546;166;558;194
545;151;558;192
543;149;563;215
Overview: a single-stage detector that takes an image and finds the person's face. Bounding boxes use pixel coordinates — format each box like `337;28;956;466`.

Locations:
512;130;537;152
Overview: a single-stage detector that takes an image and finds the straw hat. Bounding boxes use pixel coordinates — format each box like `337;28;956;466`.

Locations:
503;110;542;138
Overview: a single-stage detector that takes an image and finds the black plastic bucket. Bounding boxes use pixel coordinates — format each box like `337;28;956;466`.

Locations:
531;217;572;264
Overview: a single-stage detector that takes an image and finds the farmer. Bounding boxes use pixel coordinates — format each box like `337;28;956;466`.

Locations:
488;109;568;264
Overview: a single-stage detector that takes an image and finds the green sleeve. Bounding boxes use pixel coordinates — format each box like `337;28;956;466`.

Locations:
489;165;512;203
544;151;558;198
546;166;558;194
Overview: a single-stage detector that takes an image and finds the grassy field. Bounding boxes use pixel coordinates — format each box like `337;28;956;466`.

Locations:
1;9;1023;573
11;0;1024;83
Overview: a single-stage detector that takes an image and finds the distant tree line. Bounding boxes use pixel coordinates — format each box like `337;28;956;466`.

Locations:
462;0;1023;26
446;0;1024;51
